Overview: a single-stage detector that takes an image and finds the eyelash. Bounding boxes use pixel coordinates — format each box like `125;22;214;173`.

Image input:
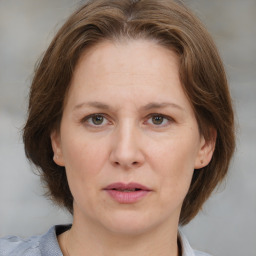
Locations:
81;113;174;128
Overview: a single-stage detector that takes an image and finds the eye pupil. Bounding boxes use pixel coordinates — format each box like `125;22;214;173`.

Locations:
92;115;104;125
152;116;163;125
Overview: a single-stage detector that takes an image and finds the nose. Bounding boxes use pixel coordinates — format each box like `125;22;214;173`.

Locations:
109;122;145;169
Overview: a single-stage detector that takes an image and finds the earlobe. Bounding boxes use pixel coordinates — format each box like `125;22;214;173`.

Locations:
194;130;216;169
51;131;65;167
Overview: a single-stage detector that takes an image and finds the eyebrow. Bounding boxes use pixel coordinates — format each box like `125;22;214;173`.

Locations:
73;101;185;112
73;101;110;111
141;102;185;112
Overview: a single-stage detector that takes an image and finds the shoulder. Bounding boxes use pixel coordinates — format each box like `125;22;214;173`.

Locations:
0;235;41;256
0;225;70;256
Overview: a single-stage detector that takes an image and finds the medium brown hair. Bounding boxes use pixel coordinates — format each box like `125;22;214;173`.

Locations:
23;0;235;225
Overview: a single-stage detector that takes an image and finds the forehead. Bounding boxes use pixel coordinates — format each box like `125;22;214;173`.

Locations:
71;40;180;87
80;40;177;73
65;39;192;114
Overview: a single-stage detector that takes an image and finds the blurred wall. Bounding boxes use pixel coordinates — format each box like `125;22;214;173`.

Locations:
0;1;255;255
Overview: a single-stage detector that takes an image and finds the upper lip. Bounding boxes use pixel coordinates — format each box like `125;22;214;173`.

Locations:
104;182;151;191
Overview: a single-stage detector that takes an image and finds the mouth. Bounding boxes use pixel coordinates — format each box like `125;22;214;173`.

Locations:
103;182;151;204
104;182;151;192
112;188;142;192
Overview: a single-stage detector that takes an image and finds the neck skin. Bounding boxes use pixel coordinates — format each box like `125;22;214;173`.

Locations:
58;206;180;256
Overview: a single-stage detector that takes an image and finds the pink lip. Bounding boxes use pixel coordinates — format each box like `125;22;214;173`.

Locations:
104;182;152;204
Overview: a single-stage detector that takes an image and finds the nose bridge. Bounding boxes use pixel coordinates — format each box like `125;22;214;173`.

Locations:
110;118;144;168
119;120;137;151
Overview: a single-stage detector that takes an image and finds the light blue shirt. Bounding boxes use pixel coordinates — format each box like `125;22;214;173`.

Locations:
0;225;212;256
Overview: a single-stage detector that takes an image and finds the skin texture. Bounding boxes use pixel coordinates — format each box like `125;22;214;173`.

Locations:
52;39;215;256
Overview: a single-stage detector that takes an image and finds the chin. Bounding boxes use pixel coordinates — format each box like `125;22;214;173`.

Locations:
100;210;161;236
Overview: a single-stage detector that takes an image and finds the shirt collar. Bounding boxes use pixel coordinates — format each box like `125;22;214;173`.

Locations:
178;229;196;256
40;225;196;256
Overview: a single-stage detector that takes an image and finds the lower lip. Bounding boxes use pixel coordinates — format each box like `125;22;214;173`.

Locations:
105;190;150;204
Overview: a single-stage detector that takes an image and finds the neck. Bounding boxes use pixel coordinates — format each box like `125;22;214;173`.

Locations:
60;213;180;256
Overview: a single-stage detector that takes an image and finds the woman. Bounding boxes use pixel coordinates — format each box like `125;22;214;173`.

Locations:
0;0;235;255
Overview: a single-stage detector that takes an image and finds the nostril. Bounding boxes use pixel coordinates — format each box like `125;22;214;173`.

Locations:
113;161;139;167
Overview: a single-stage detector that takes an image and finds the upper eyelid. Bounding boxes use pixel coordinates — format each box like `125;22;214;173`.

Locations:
82;112;172;118
145;113;174;121
81;113;109;122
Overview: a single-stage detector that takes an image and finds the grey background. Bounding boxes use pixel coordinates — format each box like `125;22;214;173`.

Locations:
0;1;255;255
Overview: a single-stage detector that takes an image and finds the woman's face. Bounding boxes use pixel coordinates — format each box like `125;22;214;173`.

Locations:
52;40;213;235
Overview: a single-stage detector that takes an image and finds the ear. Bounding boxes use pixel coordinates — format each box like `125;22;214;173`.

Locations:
51;130;65;167
194;129;217;169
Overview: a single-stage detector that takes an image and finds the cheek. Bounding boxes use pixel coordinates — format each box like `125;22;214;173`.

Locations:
151;135;198;172
149;132;199;194
61;137;109;209
62;127;106;168
61;133;110;190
